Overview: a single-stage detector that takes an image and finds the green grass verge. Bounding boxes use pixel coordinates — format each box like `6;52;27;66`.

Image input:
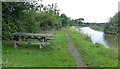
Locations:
90;26;104;32
2;30;76;67
66;28;118;67
0;41;2;68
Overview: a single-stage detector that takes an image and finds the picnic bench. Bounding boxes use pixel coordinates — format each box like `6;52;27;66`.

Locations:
11;32;54;49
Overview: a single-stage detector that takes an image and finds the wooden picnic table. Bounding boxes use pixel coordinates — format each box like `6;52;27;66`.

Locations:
12;32;54;49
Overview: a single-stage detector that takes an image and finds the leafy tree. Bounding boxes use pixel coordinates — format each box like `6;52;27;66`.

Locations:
76;18;84;25
104;12;119;34
2;2;82;40
61;14;69;27
2;2;34;40
2;2;62;40
69;19;76;26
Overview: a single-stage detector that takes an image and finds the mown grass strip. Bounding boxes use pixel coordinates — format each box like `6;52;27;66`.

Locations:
2;30;76;67
0;41;2;68
66;28;118;67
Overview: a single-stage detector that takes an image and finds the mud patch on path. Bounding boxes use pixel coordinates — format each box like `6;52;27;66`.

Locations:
65;33;86;67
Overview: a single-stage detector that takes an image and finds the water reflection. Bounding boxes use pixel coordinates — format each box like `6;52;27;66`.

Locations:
78;27;118;48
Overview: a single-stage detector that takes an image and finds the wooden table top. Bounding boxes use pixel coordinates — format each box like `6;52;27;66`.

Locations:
12;32;53;37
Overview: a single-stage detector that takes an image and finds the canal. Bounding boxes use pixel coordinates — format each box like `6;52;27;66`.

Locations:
77;27;118;48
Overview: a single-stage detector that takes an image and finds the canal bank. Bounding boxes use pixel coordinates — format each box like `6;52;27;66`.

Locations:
66;27;118;67
77;27;118;48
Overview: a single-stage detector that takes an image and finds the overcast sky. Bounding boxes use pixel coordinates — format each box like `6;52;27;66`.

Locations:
40;0;119;23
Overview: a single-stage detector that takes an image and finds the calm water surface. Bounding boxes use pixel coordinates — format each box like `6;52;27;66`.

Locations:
77;27;118;48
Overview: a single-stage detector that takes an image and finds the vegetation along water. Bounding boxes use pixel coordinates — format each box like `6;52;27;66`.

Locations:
1;1;119;68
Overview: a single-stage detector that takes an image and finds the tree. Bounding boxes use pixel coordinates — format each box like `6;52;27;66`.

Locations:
2;2;34;40
75;18;84;26
104;12;119;34
61;14;69;27
2;2;62;40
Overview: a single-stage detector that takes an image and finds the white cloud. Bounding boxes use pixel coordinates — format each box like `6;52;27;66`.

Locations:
39;0;119;23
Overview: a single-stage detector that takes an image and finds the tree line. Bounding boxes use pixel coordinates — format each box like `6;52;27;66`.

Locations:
104;12;119;34
2;2;84;40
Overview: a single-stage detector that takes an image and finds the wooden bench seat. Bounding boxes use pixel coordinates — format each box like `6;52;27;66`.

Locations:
12;41;50;44
9;41;50;49
11;32;54;49
46;38;55;40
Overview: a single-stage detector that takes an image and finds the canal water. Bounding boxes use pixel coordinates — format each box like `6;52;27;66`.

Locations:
77;27;118;48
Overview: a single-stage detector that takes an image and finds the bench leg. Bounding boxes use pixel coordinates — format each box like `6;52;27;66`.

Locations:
39;44;43;49
14;43;18;48
42;38;45;46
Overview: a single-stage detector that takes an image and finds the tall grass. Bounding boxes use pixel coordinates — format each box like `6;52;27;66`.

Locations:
0;41;2;68
2;30;76;67
66;28;118;67
90;25;104;32
2;28;118;67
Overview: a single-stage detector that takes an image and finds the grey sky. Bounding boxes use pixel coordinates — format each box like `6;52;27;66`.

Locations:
40;0;119;23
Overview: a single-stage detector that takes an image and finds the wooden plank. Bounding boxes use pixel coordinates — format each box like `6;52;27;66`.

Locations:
46;38;55;40
14;43;18;48
12;32;53;37
39;44;43;49
11;41;50;44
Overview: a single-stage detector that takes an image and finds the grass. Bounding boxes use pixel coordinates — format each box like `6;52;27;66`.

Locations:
2;28;118;67
2;29;76;67
0;42;1;68
66;28;118;67
89;25;104;32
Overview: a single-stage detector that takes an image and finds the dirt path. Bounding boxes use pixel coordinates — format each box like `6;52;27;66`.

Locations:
65;33;86;67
